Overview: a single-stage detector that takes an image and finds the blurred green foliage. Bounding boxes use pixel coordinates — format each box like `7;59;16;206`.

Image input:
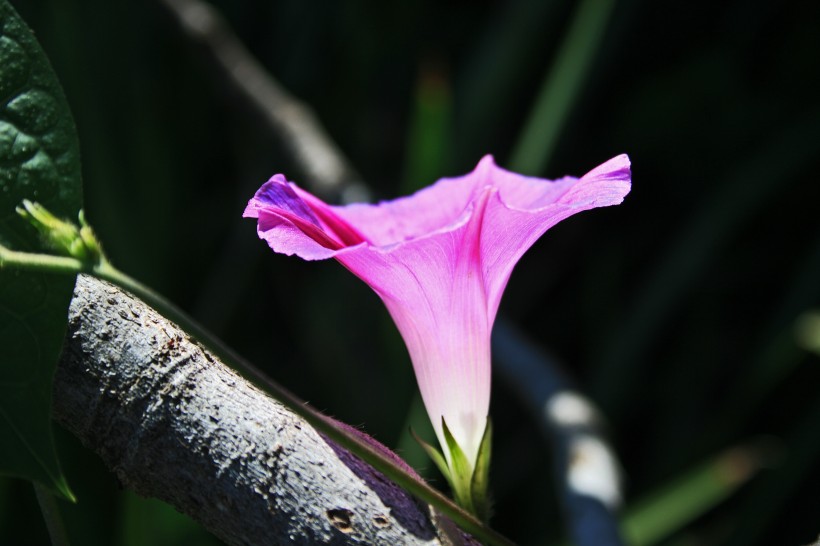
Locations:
2;0;819;545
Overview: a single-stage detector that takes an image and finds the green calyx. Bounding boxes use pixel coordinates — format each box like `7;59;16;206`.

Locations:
16;201;103;265
413;417;493;522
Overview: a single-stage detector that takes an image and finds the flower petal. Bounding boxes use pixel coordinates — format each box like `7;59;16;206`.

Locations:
335;191;495;467
244;154;632;473
479;155;632;318
243;174;365;260
331;157;494;246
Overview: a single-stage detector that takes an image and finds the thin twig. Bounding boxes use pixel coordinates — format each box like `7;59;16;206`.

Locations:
156;0;369;204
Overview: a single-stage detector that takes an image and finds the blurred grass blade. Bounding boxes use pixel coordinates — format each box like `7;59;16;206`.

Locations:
456;0;566;165
508;0;616;175
724;399;820;546
119;491;220;546
34;482;70;546
794;310;820;355
622;444;765;546
709;234;820;440
403;63;452;193
592;109;820;414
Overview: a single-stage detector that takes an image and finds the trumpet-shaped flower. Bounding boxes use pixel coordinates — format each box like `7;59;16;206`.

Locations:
244;155;630;513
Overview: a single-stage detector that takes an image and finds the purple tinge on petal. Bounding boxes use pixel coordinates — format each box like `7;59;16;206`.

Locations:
291;185;369;247
583;153;631;183
243;174;368;260
555;154;632;208
244;174;319;221
244;154;631;468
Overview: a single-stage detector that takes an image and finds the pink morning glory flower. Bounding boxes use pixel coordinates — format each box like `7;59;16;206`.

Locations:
244;155;630;499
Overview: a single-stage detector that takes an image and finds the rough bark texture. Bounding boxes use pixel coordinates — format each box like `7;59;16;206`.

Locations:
53;274;451;546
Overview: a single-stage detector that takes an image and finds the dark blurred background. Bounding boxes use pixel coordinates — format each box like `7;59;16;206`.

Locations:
2;0;819;545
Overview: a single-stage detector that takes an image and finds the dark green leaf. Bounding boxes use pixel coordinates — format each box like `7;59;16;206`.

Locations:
0;0;82;500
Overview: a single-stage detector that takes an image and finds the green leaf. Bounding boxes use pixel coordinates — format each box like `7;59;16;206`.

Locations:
470;418;492;522
0;0;82;500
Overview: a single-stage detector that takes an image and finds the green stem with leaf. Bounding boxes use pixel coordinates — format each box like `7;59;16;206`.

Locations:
0;203;514;546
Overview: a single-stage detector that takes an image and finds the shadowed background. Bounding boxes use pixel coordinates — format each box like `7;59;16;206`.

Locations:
2;0;819;545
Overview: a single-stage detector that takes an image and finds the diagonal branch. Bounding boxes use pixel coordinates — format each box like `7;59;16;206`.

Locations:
156;0;368;204
54;274;473;546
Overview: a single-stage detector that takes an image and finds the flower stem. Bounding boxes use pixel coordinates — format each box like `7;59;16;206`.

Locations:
1;243;515;546
0;244;84;275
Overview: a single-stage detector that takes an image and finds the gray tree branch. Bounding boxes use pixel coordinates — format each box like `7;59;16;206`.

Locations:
53;274;467;546
156;0;368;204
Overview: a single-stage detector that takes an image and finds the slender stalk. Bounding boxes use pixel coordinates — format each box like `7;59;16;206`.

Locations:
33;482;71;546
2;246;514;546
0;245;83;274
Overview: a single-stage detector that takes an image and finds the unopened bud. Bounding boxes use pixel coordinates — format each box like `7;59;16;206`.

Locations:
16;201;103;265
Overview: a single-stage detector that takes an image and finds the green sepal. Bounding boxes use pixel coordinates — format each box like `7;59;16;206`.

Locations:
411;418;493;522
77;210;103;261
16;200;84;259
16;201;102;264
441;418;477;514
470;418;493;522
410;427;454;489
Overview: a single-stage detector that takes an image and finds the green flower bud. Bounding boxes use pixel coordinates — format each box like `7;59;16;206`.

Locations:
16;201;103;265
